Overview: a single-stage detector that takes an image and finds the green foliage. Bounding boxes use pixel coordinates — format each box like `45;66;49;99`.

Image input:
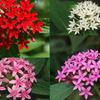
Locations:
0;44;19;58
27;58;50;100
51;0;76;34
50;83;73;100
32;79;49;95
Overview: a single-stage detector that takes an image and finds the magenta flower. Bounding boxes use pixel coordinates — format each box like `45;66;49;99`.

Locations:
80;87;93;100
73;81;83;91
0;58;36;100
56;49;100;99
74;70;87;83
56;70;66;82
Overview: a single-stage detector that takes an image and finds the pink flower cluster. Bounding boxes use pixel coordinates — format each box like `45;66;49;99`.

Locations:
0;58;36;100
56;49;100;100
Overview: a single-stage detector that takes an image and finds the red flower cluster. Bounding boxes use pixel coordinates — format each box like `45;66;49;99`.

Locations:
0;0;43;50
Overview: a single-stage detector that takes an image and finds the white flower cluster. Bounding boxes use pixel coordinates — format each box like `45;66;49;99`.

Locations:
67;1;100;34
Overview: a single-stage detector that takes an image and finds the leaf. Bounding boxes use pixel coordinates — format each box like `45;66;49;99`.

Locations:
32;52;49;58
50;0;76;33
41;26;50;34
26;58;47;75
50;83;74;100
20;39;45;53
32;79;49;96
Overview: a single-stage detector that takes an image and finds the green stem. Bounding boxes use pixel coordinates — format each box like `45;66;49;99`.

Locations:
94;84;100;97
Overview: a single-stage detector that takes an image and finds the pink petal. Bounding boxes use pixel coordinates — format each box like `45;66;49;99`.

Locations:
87;87;91;91
85;94;88;100
22;98;25;100
12;72;17;77
89;92;93;96
0;86;6;90
27;88;32;93
7;94;11;98
26;95;31;99
79;92;84;96
8;87;11;92
9;80;16;84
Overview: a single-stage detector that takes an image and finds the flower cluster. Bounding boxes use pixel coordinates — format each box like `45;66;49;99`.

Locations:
56;49;100;100
0;0;43;50
67;1;100;34
0;58;36;100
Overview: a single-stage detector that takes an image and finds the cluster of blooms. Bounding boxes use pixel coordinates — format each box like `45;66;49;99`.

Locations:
56;49;100;100
0;0;43;50
0;58;36;100
67;1;100;34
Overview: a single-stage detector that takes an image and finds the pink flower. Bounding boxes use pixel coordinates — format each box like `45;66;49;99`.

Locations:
81;60;95;72
10;62;23;77
68;63;79;74
23;72;36;83
56;70;66;82
0;63;7;76
74;70;87;83
56;49;100;99
7;86;21;100
9;76;25;88
0;58;36;100
21;89;31;100
80;87;93;100
73;81;83;91
91;69;100;82
85;75;94;86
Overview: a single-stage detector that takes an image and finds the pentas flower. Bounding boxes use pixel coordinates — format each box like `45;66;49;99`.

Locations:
0;58;36;100
0;0;43;50
56;49;100;100
67;1;100;34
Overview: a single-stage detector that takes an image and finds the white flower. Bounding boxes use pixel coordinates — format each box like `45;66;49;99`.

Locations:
68;1;100;34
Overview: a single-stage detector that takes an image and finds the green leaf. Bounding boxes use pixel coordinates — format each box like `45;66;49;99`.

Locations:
26;58;47;75
32;79;49;95
50;0;76;33
41;26;50;34
32;52;49;58
20;39;45;53
50;83;73;100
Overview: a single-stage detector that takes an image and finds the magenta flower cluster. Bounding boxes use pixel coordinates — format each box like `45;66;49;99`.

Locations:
56;49;100;100
0;58;36;100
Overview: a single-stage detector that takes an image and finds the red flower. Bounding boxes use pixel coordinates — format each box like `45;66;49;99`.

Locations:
0;0;43;50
